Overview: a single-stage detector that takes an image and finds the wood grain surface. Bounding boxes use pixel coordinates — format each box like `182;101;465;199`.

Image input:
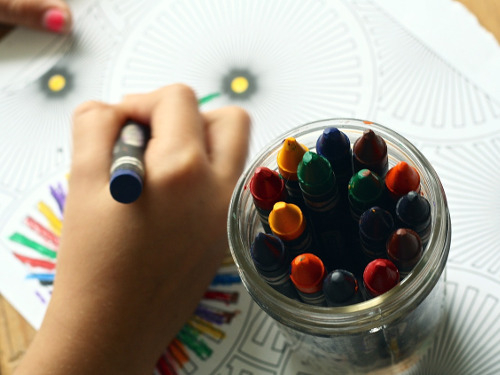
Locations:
0;1;499;373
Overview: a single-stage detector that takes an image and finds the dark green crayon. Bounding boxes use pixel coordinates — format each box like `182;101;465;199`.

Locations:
347;169;384;222
298;151;345;269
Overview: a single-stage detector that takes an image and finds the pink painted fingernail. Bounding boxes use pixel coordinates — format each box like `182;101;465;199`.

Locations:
42;8;69;33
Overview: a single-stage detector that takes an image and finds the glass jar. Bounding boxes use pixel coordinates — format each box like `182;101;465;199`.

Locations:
228;119;451;374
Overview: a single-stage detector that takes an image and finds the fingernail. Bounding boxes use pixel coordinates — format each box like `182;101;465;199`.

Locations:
42;8;70;33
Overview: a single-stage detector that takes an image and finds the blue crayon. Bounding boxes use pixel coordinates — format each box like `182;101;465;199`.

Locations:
251;233;300;301
316;127;353;201
211;273;241;286
322;269;364;307
109;120;150;204
395;191;432;247
359;207;394;261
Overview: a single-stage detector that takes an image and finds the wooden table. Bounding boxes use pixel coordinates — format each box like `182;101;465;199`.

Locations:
0;1;499;373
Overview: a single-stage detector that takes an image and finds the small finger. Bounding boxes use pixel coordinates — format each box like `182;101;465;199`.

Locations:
0;0;72;33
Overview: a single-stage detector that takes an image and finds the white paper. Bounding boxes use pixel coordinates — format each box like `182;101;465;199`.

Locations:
1;0;500;373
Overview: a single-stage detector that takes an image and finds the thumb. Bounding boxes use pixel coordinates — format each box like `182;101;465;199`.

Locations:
0;0;72;33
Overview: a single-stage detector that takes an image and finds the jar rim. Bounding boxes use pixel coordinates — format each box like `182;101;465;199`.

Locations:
228;118;451;335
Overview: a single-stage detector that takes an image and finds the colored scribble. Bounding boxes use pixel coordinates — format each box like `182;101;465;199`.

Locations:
7;176;243;375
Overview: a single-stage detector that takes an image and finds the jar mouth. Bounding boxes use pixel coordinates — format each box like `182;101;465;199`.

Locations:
228;118;451;335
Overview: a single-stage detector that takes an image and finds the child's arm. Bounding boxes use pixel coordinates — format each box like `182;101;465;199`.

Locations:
14;84;250;375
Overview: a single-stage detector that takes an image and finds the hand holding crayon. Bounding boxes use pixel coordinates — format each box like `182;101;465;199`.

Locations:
16;84;250;375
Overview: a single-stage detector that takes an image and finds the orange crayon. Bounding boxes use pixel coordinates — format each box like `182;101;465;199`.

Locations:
290;253;327;306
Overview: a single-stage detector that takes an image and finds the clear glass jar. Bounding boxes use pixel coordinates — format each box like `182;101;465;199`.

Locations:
228;119;451;374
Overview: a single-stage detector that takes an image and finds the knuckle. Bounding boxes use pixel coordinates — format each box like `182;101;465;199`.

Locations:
226;106;251;126
149;144;206;187
73;100;106;119
163;83;197;102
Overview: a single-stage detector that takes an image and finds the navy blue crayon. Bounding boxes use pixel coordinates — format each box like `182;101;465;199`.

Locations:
316;127;353;200
395;191;431;247
359;207;394;261
322;269;364;307
109;120;150;204
251;233;300;301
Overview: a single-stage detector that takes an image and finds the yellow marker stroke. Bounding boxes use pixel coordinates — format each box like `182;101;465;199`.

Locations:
37;201;62;236
189;316;226;341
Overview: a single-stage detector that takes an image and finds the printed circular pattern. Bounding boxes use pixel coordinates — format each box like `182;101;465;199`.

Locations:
404;265;500;375
350;1;500;144
420;138;500;276
103;0;376;159
0;7;116;193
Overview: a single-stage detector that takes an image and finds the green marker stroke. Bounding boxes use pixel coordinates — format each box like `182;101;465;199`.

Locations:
9;232;57;259
198;92;221;106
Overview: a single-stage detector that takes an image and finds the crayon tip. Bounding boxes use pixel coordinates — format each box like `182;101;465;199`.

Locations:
352;129;388;176
249;167;286;210
251;233;286;272
316;128;351;160
268;202;306;241
363;259;400;297
290;253;326;293
348;169;383;204
353;129;387;162
277;138;309;180
359;207;394;241
323;269;360;306
385;161;420;197
297;152;334;193
109;169;143;204
396;191;431;224
387;228;423;271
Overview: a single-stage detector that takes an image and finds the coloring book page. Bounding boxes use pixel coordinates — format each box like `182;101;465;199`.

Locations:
1;0;500;373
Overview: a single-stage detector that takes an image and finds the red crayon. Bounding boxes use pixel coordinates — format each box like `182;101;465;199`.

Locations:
249;167;287;233
385;161;420;203
352;129;388;177
363;259;400;298
386;228;423;277
290;253;326;306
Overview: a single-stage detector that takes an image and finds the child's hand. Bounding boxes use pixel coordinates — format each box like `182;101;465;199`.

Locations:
15;84;250;375
0;0;72;33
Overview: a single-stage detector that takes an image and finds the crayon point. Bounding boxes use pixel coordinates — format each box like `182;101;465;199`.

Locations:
249;167;286;210
290;253;326;294
110;169;143;204
385;161;420;198
323;269;363;307
316;128;351;161
387;228;423;274
363;259;400;297
395;192;432;245
277;137;309;180
297;152;335;198
268;202;306;241
348;170;384;215
251;233;286;272
353;129;388;176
